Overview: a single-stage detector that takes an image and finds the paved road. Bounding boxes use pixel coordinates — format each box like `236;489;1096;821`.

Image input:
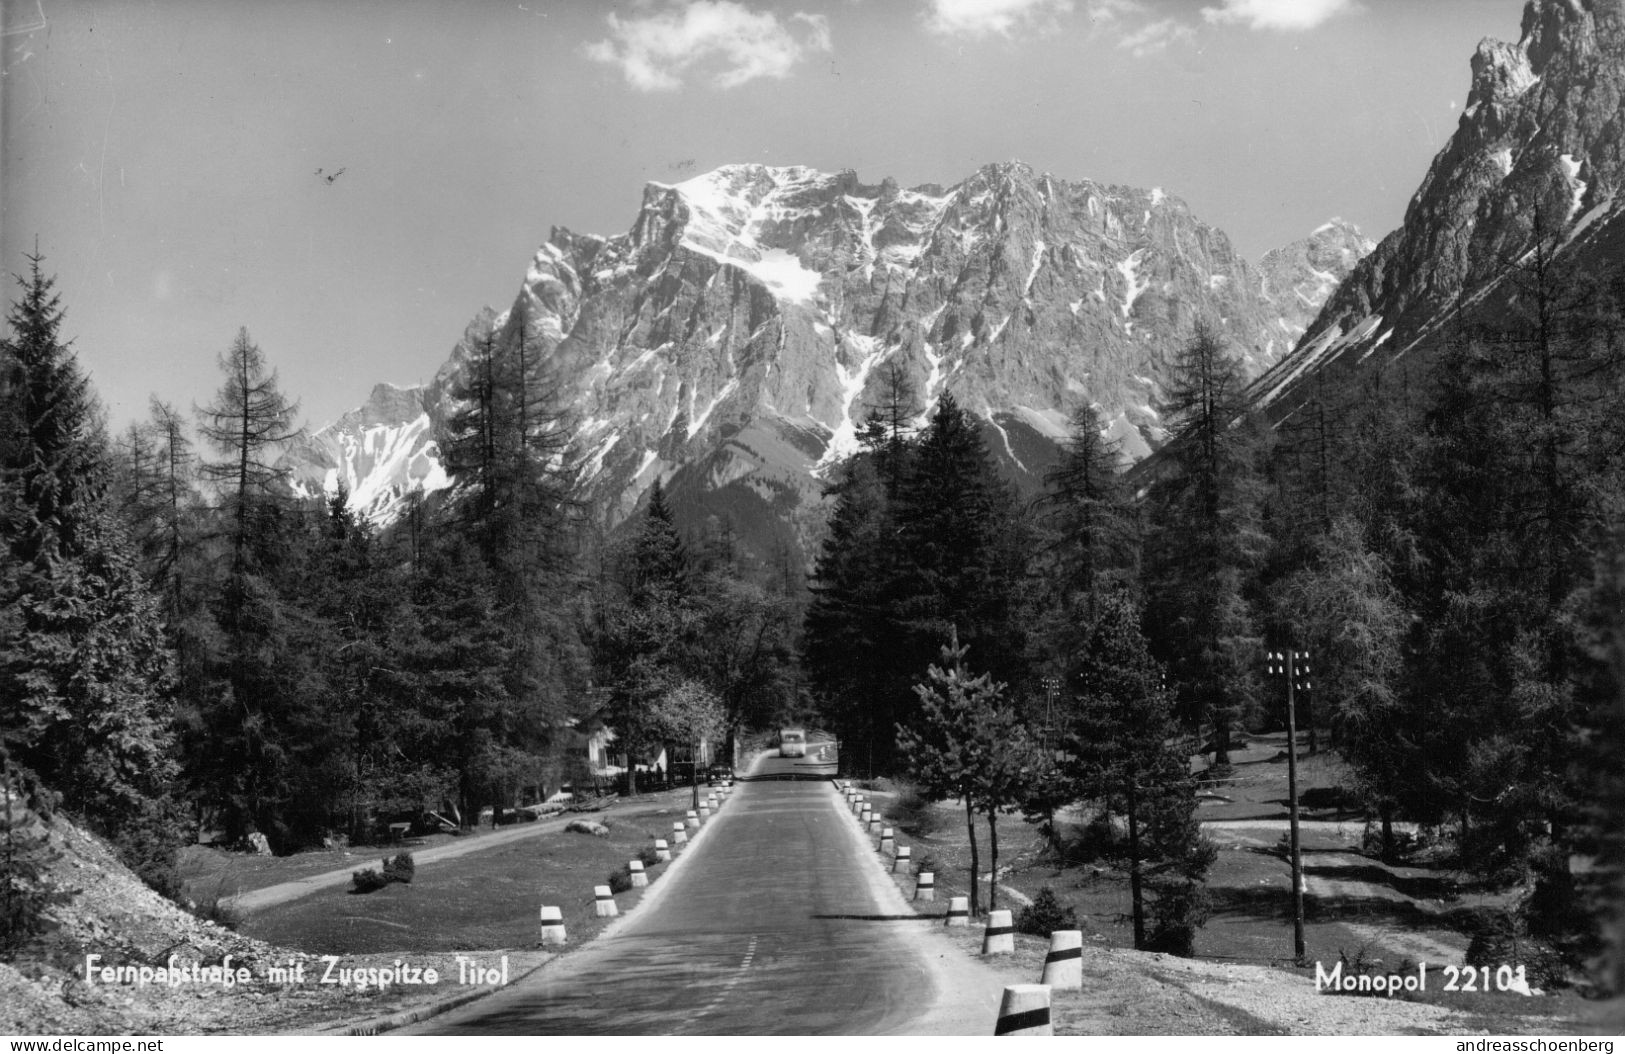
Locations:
406;757;1002;1035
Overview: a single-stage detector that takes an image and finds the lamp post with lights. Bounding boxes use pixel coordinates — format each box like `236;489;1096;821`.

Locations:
1266;647;1311;965
1040;675;1061;751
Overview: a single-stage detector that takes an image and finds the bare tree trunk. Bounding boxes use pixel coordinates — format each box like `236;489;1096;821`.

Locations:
691;738;701;811
964;796;981;917
1127;779;1145;949
987;808;1000;913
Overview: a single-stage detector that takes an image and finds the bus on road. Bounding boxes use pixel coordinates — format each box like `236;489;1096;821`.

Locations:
779;728;807;758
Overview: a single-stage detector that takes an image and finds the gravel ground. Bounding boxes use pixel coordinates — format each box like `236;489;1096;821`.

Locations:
2;817;546;1035
857;803;1543;1036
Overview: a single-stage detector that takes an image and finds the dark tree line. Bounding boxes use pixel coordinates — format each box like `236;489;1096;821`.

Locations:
1;253;181;901
806;380;1213;948
0;257;805;935
805;387;1032;776
1253;228;1625;978
805;248;1625;978
3;228;1621;990
583;478;801;797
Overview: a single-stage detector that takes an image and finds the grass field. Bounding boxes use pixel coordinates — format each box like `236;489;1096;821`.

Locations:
222;798;704;956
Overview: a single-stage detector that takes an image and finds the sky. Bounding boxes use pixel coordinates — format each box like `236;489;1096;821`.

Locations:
0;0;1519;433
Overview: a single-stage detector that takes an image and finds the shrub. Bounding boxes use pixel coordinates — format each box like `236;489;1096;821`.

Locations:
1016;886;1078;936
109;797;188;901
351;852;414;893
887;783;938;836
1143;876;1211;957
1466;908;1569;989
187;877;242;931
607;865;633;894
0;773;70;955
1301;786;1362;811
383;852;415;884
637;845;661;868
1060;813;1122;865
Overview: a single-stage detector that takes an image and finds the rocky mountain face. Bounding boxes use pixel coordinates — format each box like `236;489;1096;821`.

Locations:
279;161;1368;554
1252;0;1625;415
282;382;448;523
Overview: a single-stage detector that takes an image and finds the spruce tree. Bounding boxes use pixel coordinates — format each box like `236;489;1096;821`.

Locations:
596;481;700;794
0;250;103;566
1038;405;1139;616
808;393;1030;776
1068;591;1213;954
1578;523;1625;1004
892;393;1030;719
804;453;898;776
897;632;1034;917
632;478;689;603
0;256;181;889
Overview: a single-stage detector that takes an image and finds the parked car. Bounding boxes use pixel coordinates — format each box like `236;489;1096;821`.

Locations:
706;763;734;784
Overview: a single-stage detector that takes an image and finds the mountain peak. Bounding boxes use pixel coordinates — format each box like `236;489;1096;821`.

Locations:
1254;0;1625;417
285;164;1370;554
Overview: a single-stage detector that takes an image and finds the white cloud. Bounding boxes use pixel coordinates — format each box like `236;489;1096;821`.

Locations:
1199;0;1356;32
585;2;832;91
923;0;1075;40
1116;16;1194;56
1083;0;1144;24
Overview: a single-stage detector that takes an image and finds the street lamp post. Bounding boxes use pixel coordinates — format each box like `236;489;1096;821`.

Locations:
1267;647;1311;966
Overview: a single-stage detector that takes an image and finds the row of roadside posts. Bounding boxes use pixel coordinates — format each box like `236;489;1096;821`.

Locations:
838;780;1080;1037
537;780;735;947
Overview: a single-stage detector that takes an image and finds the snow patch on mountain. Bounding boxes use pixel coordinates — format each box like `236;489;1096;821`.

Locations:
982;408;1027;473
1117;248;1150;333
276;384;450;523
1558;154;1586;221
1024;240;1046;296
818;334;888;469
689;378;739;439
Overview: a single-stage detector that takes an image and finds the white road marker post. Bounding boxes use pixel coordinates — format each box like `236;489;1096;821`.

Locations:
539;905;566;946
994;985;1053;1036
981;909;1015;955
1040;930;1083;989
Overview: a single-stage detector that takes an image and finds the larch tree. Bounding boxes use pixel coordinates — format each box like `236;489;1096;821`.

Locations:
1275;516;1412;857
436;305;584;824
196;327;301;585
1143;321;1265;768
192;328;304;844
